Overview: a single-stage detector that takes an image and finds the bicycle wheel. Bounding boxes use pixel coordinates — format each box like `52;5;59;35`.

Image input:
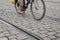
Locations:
30;0;46;21
15;2;21;14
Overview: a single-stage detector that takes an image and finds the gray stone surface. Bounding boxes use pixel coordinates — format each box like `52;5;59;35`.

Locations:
0;0;60;40
0;38;8;40
0;21;36;40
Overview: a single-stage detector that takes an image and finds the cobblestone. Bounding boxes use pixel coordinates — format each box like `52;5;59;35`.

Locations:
0;37;8;40
39;34;48;38
0;33;5;37
11;38;17;40
10;38;18;40
8;34;17;39
47;35;56;39
0;21;36;40
56;38;60;40
55;33;60;37
43;37;51;40
46;32;56;35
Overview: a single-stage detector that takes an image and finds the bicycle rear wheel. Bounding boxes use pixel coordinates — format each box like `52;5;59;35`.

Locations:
30;0;46;21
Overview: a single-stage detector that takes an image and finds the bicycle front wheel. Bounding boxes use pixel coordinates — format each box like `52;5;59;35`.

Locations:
30;0;46;21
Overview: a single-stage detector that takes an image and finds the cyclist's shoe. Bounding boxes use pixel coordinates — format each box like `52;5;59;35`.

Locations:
20;11;23;14
19;5;27;11
19;11;25;16
19;6;25;16
19;6;23;11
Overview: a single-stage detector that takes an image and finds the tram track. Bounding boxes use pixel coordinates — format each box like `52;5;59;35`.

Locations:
0;18;43;40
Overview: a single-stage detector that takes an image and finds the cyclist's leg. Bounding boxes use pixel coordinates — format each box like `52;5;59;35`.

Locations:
18;0;23;11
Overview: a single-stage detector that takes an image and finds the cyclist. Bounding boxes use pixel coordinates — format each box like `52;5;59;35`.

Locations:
18;0;30;13
11;0;30;14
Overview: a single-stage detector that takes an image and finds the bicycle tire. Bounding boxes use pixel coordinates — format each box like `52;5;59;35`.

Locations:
30;0;46;21
15;3;22;14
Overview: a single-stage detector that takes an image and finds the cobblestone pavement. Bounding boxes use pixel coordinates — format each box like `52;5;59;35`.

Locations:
0;20;38;40
0;0;60;40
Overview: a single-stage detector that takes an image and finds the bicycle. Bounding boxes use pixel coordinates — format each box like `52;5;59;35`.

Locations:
12;0;46;20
